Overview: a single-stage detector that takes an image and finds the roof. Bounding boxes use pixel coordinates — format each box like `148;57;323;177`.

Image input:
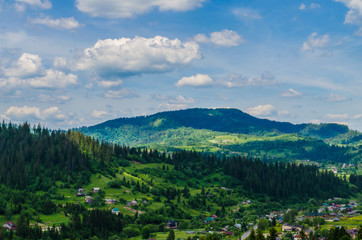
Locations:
112;208;119;211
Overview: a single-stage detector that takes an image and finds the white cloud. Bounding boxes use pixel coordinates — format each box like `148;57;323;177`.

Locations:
335;0;362;34
326;113;349;120
31;17;81;30
354;114;362;119
301;32;330;52
175;74;213;87
232;8;262;20
217;72;276;87
0;53;78;89
76;0;205;18
280;88;303;97
310;3;321;9
299;3;320;10
247;104;276;117
3;53;44;78
326;94;347;102
4;106;65;121
27;69;78;88
98;79;123;88
105;89;137;99
65;36;201;77
15;3;26;12
91;110;108;118
15;0;51;10
194;29;245;47
169;95;195;104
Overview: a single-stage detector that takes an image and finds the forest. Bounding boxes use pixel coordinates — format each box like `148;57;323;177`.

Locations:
0;122;360;239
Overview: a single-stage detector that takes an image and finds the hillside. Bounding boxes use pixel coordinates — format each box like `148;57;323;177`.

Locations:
79;108;362;163
0;122;359;239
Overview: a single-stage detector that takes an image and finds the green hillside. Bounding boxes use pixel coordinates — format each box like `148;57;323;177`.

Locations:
0;122;360;239
79;108;362;163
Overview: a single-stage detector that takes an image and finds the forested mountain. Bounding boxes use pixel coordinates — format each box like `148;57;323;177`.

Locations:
79;108;362;163
0;122;359;239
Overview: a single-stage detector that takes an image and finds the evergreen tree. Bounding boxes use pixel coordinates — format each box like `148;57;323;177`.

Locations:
167;229;175;240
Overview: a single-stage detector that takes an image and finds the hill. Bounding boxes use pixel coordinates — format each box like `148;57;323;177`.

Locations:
79;108;362;163
0;122;358;239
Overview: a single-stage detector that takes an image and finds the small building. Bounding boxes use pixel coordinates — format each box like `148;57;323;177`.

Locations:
166;220;178;229
77;192;85;197
205;217;215;224
92;187;100;193
127;200;138;206
3;222;16;231
105;199;117;204
85;196;92;203
112;208;120;215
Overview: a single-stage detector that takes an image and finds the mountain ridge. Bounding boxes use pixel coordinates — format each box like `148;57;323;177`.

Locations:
85;107;350;139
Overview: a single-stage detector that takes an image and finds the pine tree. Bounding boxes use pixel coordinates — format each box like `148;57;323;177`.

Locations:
167;229;175;240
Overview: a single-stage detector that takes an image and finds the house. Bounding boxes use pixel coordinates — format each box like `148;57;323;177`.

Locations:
85;196;92;203
112;208;120;215
235;224;242;229
166;220;178;229
92;187;100;193
205;217;215;223
347;229;358;239
76;192;85;197
282;223;302;232
127;200;138;206
105;199;117;204
3;222;16;231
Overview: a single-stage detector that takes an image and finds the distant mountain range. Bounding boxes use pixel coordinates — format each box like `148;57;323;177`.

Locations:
79;108;362;163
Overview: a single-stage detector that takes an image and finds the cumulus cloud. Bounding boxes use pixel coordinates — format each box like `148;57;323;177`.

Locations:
91;110;108;118
175;74;213;87
98;79;123;88
4;106;66;121
232;8;262;20
335;0;362;33
280;88;303;97
63;36;201;77
194;29;245;47
104;89;137;99
247;104;276;117
31;17;81;30
217;72;276;87
3;53;44;78
0;53;78;89
76;0;205;18
27;69;78;88
15;0;51;10
301;32;330;52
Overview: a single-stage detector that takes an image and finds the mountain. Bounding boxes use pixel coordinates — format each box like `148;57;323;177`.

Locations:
79;108;362;163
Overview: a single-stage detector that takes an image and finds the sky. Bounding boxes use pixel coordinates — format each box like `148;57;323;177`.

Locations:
0;0;362;130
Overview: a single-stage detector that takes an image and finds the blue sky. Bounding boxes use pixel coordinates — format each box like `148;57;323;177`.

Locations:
0;0;362;130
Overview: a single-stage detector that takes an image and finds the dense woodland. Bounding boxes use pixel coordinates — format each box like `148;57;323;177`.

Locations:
0;122;360;239
80;108;362;163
